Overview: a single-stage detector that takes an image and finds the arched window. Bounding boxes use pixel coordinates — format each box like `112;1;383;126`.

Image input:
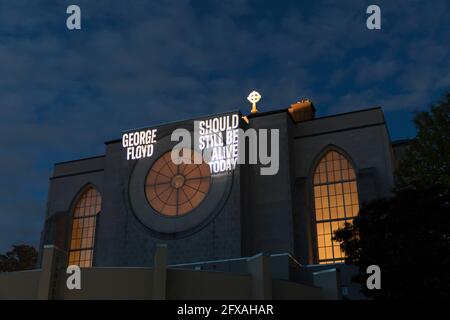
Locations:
313;150;359;264
68;187;102;267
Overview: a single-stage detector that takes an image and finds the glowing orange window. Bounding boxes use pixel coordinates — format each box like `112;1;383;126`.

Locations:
313;150;359;264
68;187;101;268
145;150;211;216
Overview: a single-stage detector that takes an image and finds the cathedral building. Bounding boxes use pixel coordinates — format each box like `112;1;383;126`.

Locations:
1;98;406;299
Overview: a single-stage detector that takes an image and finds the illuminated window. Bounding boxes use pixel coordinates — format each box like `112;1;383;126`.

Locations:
313;150;359;264
68;187;101;268
145;150;211;216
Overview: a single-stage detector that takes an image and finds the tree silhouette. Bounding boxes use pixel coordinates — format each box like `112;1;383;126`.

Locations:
334;185;450;299
0;245;38;272
396;92;450;191
334;92;450;299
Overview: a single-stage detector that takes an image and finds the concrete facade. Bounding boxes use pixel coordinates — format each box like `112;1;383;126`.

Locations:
1;246;326;300
19;104;405;299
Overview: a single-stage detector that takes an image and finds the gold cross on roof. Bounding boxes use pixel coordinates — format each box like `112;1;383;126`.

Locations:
247;91;261;113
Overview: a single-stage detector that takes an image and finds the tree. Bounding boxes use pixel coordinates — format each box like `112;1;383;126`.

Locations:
334;185;450;299
334;92;450;299
396;92;450;191
0;245;38;272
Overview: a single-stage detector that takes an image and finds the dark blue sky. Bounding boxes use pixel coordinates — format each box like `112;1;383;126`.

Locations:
0;0;449;252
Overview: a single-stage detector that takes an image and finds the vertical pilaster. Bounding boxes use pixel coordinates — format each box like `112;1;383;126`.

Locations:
312;268;342;300
37;245;67;300
246;253;272;299
152;244;167;300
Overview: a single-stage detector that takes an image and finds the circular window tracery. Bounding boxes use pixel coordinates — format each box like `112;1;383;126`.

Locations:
145;150;211;216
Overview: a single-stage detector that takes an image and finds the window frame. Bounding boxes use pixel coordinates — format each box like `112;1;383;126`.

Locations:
67;184;102;268
309;146;360;265
144;150;212;218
